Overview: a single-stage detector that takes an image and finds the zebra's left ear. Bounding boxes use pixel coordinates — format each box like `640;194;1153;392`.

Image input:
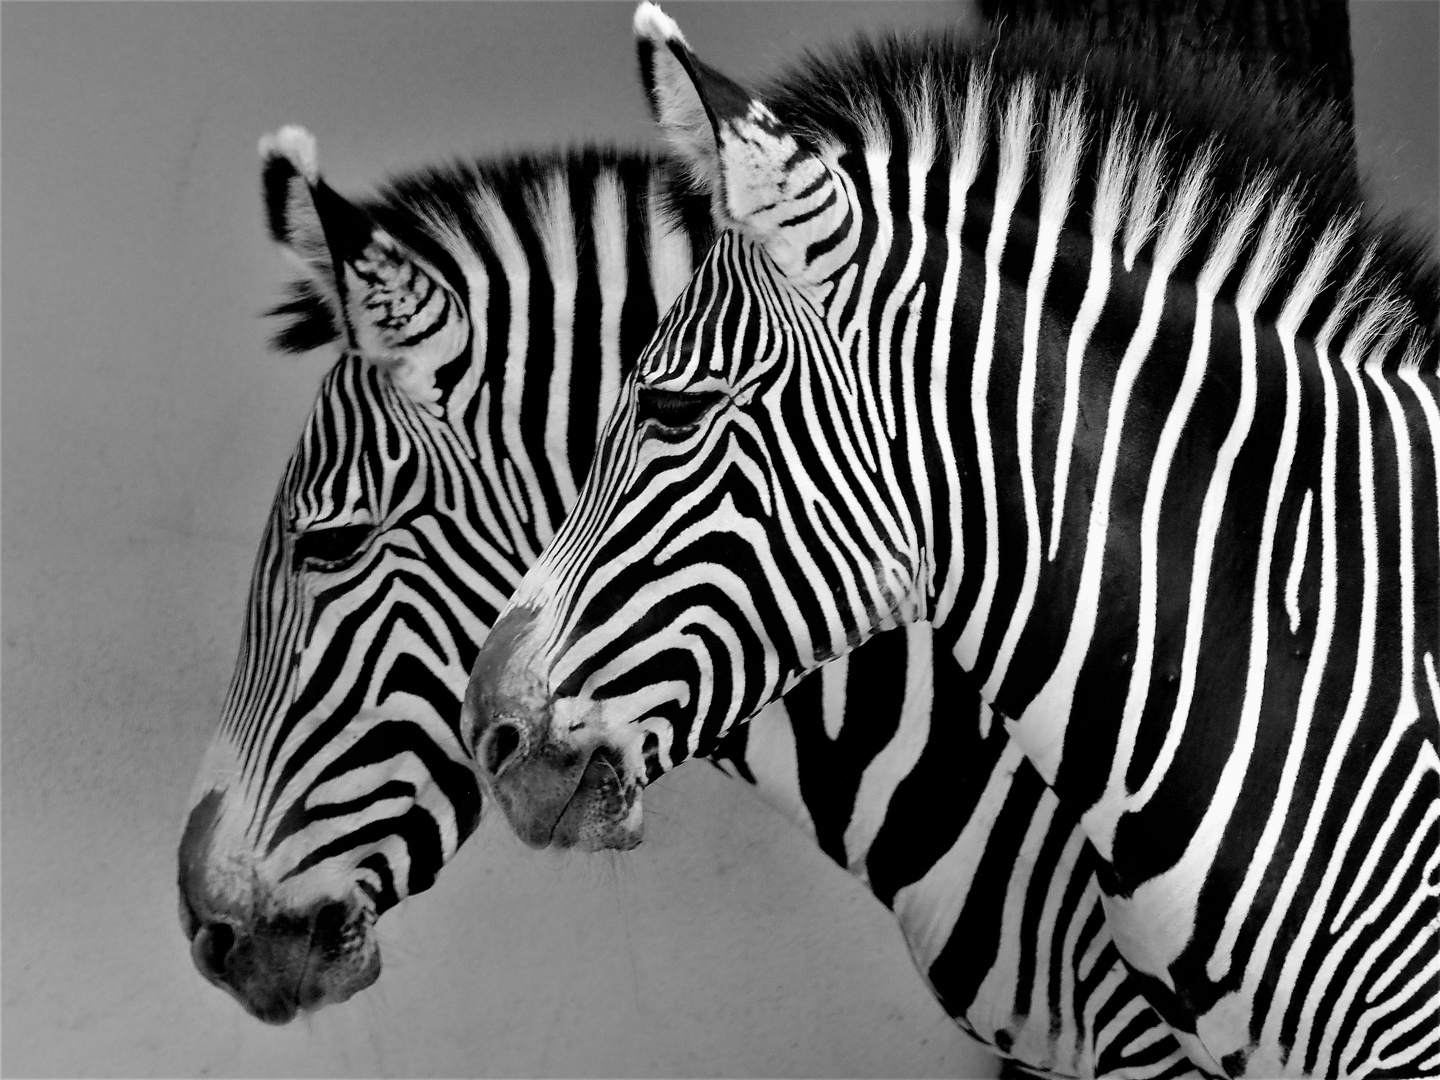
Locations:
634;3;855;282
260;126;469;415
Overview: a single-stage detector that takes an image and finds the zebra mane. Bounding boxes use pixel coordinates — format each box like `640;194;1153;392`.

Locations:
762;21;1440;368
264;147;712;356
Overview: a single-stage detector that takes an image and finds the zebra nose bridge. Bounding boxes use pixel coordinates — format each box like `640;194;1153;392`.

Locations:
463;605;552;783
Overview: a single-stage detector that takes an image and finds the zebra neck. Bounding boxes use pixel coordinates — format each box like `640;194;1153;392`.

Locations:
927;169;1438;890
932;187;1296;787
438;164;707;572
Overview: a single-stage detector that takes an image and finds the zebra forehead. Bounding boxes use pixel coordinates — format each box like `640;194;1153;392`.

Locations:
642;234;821;382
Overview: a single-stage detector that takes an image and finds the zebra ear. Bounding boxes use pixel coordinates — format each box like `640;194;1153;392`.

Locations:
633;3;855;281
634;4;724;189
259;126;469;414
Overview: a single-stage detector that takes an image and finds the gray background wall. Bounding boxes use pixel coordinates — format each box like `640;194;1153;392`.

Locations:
2;3;1435;1078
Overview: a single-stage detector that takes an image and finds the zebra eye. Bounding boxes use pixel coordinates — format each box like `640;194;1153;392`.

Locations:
636;386;725;433
292;523;373;573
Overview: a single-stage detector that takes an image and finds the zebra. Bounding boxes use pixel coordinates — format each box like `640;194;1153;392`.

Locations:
175;124;1203;1075
462;6;1440;1077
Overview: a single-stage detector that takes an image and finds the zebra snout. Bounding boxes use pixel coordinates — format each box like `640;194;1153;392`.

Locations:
180;879;380;1024
178;789;382;1023
463;606;644;849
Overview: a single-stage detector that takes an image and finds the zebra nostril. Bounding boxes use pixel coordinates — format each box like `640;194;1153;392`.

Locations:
312;900;348;939
479;721;523;778
192;921;237;980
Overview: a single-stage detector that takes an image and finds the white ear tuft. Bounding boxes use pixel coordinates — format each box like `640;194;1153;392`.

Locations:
259;124;319;185
633;2;688;49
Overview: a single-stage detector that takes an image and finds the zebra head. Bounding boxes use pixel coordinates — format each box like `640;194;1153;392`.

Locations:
179;128;499;1023
462;5;928;851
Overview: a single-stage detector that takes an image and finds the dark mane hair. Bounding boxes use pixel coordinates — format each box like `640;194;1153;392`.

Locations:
761;20;1438;360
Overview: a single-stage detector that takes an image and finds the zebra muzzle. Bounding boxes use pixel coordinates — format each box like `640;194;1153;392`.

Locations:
177;791;382;1023
552;744;643;851
464;604;645;851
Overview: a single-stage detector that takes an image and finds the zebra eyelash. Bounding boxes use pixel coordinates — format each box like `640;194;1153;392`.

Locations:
291;523;375;573
635;386;727;434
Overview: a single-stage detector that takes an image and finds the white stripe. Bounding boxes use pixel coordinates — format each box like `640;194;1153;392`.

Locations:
1114;204;1299;1034
1094;996;1153;1064
1121;137;1166;271
1081;964;1130;1063
1356;763;1438;1010
1076;888;1111;983
531;173;580;517
1333;750;1437;937
891;739;1026;968
970;793;1053;1049
1203;203;1348;984
1383;355;1436;707
1020;145;1206;796
1309;351;1431;1067
1057;874;1102;1065
981;92;1084;700
776;259;914;630
892;132;937;599
481;187;552;543
1101;178;1260;838
469;190;539;561
821;653;848;740
836;147;892;477
1325;347;1420;828
1263;298;1387;1063
1234;265;1347;1071
1025;805;1089;1050
502;458;528;526
1284;489;1314;634
1344;942;1440;1076
928;73;987;625
773;267;906;637
593;170;628;441
1398;360;1440;592
843;624;933;875
956;80;1034;671
1047;116;1133;562
1126;190;1291;818
877;118;934;441
1314;790;1437;1074
422;215;489;458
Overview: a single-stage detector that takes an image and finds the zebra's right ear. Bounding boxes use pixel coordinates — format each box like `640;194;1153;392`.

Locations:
259;126;469;415
634;4;721;189
633;4;856;283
